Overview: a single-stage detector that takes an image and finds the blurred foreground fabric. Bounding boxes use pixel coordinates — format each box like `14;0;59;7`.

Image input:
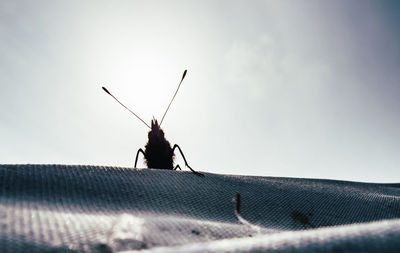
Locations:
0;164;399;252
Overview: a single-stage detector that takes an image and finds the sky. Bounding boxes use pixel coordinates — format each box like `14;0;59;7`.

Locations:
1;0;399;183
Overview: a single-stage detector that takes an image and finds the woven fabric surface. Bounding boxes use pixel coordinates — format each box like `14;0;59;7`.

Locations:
0;164;399;252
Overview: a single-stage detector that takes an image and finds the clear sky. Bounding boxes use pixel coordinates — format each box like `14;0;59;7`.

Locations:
1;0;399;183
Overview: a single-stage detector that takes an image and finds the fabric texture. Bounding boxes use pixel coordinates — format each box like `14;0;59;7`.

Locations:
0;164;399;252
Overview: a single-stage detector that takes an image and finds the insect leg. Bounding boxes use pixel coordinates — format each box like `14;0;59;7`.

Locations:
134;148;146;168
172;144;204;177
174;165;182;170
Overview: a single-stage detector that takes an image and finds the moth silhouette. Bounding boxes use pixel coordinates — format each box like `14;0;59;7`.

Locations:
102;70;204;177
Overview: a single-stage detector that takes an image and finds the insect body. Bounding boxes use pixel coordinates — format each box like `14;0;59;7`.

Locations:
102;70;204;177
141;119;174;170
135;118;203;176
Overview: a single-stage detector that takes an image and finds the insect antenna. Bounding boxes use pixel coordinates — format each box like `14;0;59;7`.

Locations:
102;86;151;129
159;69;187;126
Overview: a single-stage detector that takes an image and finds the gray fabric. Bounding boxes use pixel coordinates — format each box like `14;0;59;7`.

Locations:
0;164;399;252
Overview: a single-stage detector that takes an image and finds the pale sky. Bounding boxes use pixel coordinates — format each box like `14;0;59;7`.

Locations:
1;0;399;183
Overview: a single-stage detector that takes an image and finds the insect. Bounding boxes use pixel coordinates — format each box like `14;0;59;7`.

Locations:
102;70;204;177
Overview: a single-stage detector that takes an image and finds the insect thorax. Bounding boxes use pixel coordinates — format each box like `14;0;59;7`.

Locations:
145;137;174;170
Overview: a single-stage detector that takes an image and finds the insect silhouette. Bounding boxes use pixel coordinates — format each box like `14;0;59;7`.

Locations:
102;70;204;177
